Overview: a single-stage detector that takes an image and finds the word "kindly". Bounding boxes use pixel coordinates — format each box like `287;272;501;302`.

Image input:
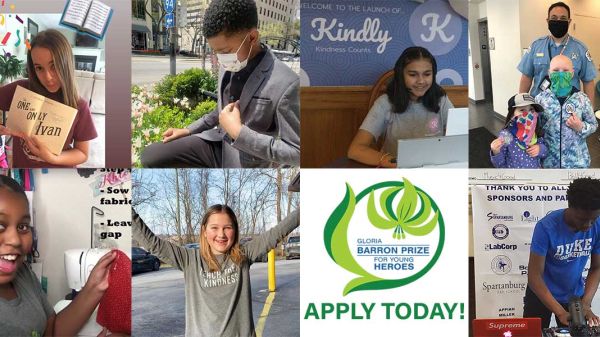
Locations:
310;17;392;54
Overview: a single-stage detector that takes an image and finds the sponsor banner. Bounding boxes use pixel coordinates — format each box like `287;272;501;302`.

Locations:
471;184;598;319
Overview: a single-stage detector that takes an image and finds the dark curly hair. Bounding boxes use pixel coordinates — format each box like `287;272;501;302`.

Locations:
386;46;446;114
0;174;28;204
567;178;600;210
203;0;258;38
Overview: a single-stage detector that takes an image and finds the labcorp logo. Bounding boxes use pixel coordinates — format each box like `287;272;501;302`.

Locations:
324;178;444;295
485;243;517;251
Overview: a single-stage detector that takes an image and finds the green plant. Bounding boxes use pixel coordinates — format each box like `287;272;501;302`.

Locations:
0;52;25;84
131;99;217;167
154;68;217;109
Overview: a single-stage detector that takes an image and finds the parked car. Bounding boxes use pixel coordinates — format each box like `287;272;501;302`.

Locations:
132;247;161;274
285;235;300;260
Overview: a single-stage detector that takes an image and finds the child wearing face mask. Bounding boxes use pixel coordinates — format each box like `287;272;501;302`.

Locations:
140;0;299;168
0;29;97;168
132;204;299;337
490;93;547;168
535;54;597;168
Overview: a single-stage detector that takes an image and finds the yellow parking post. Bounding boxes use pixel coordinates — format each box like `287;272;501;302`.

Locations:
268;249;276;291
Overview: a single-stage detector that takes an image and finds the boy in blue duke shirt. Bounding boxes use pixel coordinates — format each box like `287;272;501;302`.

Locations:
525;178;600;328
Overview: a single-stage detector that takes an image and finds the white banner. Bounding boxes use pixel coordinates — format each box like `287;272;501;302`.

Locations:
472;183;600;320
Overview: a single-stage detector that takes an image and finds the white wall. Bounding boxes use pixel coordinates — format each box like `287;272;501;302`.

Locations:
33;169;131;305
486;0;523;117
3;14;106;74
468;2;484;101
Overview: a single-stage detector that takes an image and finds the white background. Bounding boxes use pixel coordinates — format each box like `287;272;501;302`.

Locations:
300;169;468;335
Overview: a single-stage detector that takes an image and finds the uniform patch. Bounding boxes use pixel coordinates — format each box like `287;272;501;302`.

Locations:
586;50;593;62
571;52;577;60
536;52;544;57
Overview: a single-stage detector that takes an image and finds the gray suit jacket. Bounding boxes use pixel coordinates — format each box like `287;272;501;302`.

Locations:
187;47;300;168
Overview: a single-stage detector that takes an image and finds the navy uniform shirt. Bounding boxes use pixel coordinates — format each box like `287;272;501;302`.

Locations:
518;35;596;97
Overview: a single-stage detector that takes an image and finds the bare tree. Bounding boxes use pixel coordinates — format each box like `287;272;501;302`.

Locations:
132;169;159;208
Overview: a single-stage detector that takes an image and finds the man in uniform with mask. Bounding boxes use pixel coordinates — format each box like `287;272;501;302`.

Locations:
535;54;597;168
518;2;596;103
141;0;300;168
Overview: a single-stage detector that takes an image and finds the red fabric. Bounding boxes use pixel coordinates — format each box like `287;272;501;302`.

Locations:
96;250;132;334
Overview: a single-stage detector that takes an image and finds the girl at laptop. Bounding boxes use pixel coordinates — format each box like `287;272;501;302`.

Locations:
0;29;97;168
490;93;547;168
347;46;454;167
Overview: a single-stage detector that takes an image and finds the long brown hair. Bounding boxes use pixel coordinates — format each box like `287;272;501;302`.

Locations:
200;204;245;272
27;29;79;108
387;46;446;114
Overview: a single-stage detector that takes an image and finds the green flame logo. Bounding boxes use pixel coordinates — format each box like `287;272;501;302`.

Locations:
324;178;444;296
367;178;439;240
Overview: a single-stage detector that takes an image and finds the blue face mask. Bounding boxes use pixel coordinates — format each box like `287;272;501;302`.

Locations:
549;71;573;97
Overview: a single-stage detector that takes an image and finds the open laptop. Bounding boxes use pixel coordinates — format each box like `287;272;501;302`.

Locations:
396;134;468;168
472;318;542;337
446;107;469;136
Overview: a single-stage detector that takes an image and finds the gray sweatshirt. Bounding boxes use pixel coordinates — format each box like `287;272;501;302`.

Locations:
132;209;300;337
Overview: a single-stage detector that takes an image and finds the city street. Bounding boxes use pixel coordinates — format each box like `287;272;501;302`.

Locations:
132;54;300;86
132;259;300;337
132;55;210;86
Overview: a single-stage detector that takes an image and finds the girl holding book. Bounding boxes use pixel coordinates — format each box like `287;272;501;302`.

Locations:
0;29;97;168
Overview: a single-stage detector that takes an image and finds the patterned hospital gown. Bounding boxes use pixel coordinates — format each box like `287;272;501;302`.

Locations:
535;89;597;168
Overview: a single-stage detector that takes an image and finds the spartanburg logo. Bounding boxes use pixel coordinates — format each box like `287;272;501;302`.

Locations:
324;178;444;295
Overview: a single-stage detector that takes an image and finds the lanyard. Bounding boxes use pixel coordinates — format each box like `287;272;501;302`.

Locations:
547;35;570;59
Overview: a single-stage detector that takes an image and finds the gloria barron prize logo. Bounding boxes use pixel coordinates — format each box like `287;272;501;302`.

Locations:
304;177;464;323
325;178;443;295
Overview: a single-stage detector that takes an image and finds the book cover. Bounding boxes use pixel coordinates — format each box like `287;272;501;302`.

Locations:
7;86;77;156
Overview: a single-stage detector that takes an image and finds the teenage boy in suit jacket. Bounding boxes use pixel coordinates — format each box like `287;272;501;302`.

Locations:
141;0;299;168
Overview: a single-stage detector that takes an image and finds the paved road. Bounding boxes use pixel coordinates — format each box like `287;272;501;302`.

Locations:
131;55;209;86
132;55;300;87
132;259;300;337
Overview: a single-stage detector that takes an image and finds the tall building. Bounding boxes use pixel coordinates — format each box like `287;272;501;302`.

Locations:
179;0;210;54
178;0;299;54
131;0;154;50
257;0;298;36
